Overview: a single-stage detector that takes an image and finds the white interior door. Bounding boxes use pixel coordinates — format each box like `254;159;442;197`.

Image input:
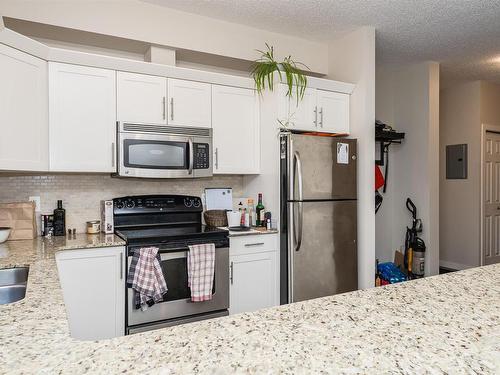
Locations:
167;78;211;128
49;62;116;172
317;90;350;134
117;72;167;124
483;131;500;265
212;85;260;174
0;44;48;171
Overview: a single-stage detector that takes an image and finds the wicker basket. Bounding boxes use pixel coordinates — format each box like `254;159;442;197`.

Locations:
204;210;228;227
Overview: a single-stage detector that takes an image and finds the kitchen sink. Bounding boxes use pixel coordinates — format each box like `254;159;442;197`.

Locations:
0;267;29;286
0;267;29;304
0;285;27;304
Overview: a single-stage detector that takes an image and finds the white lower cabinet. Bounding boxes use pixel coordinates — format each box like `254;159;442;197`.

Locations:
229;234;279;315
56;246;125;340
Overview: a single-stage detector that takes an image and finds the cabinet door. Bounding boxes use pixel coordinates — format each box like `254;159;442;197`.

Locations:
0;44;48;171
55;246;125;340
229;251;277;315
167;79;211;128
212;85;260;174
286;86;318;132
317;90;350;134
117;72;167;124
49;63;116;172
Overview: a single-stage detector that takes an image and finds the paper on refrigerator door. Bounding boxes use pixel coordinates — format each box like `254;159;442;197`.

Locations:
337;143;349;164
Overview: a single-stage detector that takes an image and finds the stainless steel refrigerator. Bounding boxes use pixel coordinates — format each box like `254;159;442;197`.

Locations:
280;132;358;304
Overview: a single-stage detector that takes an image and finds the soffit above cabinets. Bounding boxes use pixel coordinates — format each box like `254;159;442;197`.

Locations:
0;24;355;95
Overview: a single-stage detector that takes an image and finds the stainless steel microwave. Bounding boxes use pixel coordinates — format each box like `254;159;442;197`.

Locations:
116;122;212;178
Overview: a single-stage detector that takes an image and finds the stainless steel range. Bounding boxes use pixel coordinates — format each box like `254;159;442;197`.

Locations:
113;195;229;335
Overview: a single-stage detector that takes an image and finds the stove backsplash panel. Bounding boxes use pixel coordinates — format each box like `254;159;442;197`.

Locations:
0;174;243;234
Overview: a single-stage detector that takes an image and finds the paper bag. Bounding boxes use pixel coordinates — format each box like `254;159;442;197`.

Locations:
0;202;37;240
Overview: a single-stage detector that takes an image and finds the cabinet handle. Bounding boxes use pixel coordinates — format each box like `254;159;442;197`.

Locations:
120;252;123;280
162;97;166;120
215;148;219;169
170;98;174;121
111;142;115;168
319;107;324;128
244;242;265;247
314;106;318;127
230;261;234;285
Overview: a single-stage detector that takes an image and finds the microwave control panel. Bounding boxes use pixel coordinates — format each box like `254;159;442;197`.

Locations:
193;143;210;169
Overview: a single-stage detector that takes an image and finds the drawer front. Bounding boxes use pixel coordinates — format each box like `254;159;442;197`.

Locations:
230;234;278;256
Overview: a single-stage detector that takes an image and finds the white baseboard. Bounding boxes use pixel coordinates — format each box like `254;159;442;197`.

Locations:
439;260;473;271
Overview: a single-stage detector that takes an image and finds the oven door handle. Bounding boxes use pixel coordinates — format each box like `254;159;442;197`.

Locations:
188;138;194;175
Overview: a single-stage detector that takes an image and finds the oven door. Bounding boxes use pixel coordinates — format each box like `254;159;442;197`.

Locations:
118;130;194;178
127;247;229;327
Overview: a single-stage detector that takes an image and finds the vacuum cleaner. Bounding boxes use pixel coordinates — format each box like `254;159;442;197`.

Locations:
404;198;426;278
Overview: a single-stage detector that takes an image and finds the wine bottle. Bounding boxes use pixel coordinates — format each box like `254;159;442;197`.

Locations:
256;193;265;226
53;200;66;236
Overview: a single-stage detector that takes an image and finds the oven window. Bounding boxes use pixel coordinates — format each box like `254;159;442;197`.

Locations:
159;257;215;302
124;140;188;169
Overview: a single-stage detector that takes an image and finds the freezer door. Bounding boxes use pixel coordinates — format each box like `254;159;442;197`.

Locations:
290;134;357;200
289;200;357;302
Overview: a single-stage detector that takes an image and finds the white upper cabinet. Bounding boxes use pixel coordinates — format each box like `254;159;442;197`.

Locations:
0;44;48;171
317;90;350;134
117;72;167;125
212;85;260;174
287;87;318;132
281;84;350;134
167;79;211;128
49;62;116;172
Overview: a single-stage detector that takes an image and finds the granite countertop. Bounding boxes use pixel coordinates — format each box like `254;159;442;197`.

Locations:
0;235;499;374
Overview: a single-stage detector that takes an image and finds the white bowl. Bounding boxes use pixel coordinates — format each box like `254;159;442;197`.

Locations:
0;227;11;243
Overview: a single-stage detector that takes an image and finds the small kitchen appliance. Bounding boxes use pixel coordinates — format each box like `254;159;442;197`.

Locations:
116;122;212;179
113;195;229;334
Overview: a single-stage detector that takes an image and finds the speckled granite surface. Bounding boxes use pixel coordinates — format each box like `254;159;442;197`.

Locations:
0;235;499;374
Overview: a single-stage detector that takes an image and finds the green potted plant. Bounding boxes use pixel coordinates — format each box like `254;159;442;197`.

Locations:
251;43;309;103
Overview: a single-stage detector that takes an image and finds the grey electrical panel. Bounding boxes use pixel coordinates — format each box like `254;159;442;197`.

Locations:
446;144;467;179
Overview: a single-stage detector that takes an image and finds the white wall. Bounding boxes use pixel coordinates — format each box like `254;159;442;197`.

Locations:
375;62;440;276
327;27;376;289
0;0;328;74
440;81;500;269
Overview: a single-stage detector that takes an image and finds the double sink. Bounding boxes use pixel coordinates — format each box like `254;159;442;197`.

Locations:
0;267;29;304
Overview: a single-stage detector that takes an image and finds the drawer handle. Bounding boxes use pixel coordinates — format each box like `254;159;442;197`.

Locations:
244;242;265;247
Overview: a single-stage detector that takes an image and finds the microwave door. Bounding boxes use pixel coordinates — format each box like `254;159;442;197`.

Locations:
118;132;193;178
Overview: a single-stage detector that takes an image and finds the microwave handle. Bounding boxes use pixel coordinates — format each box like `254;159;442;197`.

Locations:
188;138;194;175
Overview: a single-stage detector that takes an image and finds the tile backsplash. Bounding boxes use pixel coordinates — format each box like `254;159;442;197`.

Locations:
0;174;243;234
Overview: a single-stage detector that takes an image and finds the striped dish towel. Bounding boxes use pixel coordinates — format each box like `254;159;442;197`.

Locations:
187;243;215;302
126;247;168;311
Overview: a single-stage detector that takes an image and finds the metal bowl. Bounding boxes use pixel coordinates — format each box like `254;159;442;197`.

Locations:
0;227;11;243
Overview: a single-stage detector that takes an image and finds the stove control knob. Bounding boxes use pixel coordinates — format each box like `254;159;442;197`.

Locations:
193;199;201;208
184;198;193;208
126;200;135;209
115;201;124;209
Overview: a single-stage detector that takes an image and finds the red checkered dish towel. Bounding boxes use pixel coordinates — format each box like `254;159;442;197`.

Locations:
187;243;215;302
127;247;168;311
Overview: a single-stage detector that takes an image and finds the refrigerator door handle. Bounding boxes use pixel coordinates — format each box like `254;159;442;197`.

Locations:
293;151;304;251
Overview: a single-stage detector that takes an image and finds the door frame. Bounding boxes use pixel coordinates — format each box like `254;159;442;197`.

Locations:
479;123;500;265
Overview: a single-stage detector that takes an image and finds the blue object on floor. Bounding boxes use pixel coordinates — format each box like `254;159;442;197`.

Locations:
377;262;408;284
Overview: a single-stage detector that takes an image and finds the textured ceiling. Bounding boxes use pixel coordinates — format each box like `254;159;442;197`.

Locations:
143;0;500;85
